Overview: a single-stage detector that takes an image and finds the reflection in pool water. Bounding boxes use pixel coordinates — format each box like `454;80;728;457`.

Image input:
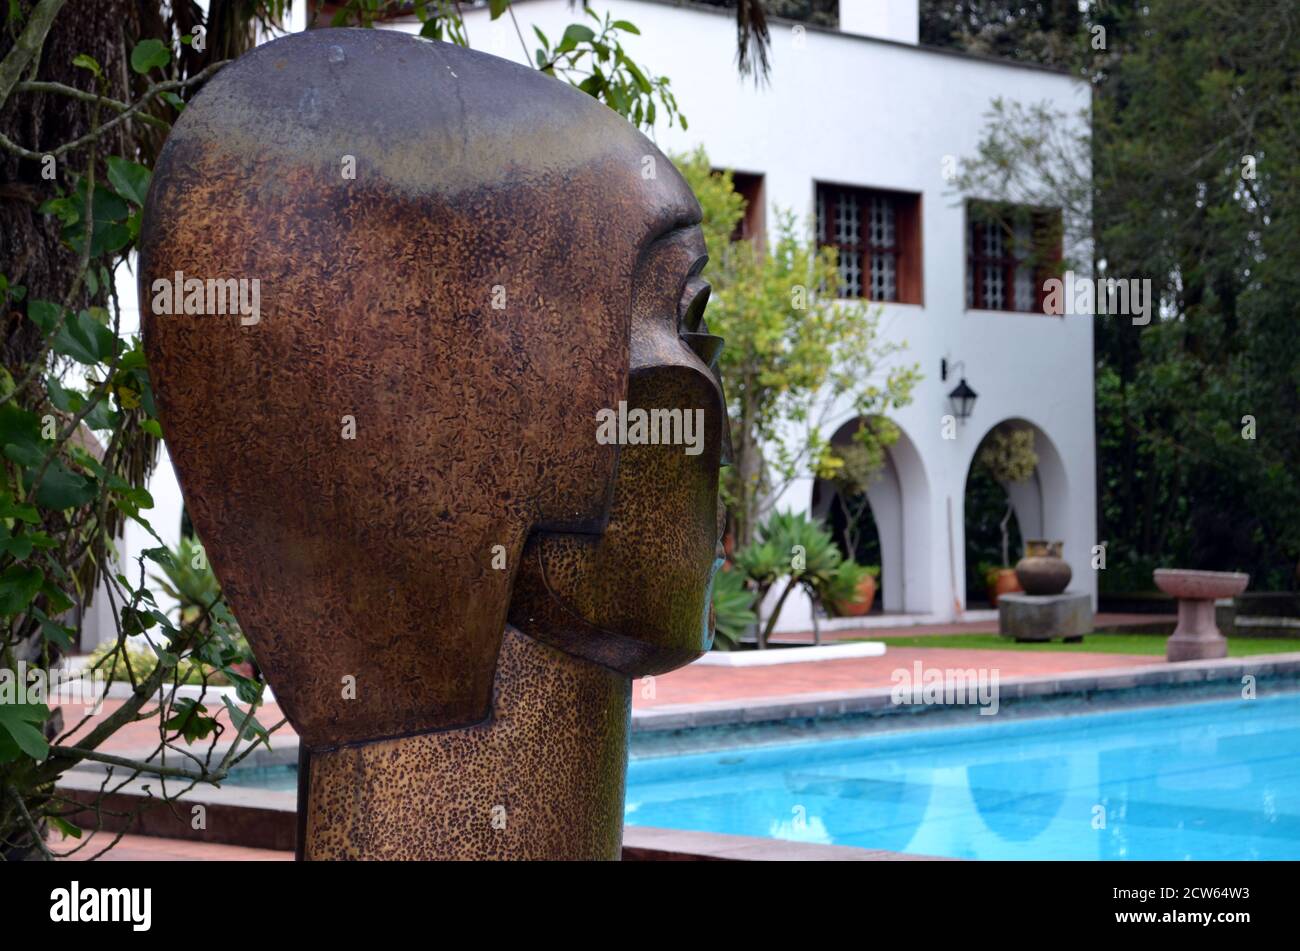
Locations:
624;692;1300;860
223;692;1300;859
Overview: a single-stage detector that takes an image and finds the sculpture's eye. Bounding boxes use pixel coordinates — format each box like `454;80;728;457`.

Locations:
678;276;711;334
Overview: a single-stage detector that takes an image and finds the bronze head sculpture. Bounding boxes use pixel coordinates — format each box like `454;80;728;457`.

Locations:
140;28;728;859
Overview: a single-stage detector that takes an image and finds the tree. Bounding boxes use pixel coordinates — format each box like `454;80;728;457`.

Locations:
976;425;1037;567
827;418;897;563
0;0;287;863
675;148;919;549
921;0;1084;69
949;0;1300;589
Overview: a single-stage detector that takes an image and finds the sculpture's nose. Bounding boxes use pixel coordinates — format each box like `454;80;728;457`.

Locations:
719;412;734;468
681;330;723;367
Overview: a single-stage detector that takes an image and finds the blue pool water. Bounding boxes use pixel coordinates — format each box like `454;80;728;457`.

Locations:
225;692;1300;859
624;693;1300;860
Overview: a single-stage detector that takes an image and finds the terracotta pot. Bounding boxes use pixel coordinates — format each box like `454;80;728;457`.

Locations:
1015;539;1072;595
986;568;1021;607
835;573;878;617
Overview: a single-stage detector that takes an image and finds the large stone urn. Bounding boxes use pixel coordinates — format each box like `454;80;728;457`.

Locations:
1154;569;1249;661
1015;540;1071;595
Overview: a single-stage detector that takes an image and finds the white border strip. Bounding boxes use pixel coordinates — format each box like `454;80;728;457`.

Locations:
694;641;887;667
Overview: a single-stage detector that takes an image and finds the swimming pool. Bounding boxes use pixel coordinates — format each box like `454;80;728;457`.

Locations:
222;691;1300;859
624;692;1300;860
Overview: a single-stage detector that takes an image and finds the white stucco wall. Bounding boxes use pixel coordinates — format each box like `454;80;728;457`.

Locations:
448;0;1095;627
124;0;1096;644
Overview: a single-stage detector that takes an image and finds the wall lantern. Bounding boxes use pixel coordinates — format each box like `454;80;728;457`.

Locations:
941;358;978;423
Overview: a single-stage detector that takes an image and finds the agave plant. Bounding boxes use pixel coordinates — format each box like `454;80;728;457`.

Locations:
149;535;224;629
710;566;758;650
734;510;868;648
146;534;257;684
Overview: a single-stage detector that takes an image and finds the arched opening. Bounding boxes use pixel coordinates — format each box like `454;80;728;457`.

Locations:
824;485;882;575
962;418;1070;608
964;456;1024;607
809;416;931;615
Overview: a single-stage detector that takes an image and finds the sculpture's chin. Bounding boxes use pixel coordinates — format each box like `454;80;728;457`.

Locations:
507;528;715;676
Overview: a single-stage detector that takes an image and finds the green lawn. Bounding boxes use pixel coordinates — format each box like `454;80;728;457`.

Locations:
869;632;1300;656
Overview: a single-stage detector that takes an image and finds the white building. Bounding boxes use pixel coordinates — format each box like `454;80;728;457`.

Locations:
105;0;1095;646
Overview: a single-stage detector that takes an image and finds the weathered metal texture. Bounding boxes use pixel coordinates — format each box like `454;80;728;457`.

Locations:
140;28;726;859
303;625;629;860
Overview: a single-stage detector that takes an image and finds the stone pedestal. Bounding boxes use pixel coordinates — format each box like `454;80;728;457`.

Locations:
1214;598;1236;640
1153;569;1249;663
998;592;1093;643
1166;598;1228;662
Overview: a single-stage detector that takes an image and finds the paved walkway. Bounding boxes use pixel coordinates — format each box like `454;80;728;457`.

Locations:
64;639;1159;755
635;646;1155;707
772;611;1171;644
59;833;291;861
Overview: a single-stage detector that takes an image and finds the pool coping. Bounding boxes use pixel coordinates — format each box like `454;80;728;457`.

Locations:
630;651;1300;733
74;651;1300;769
54;771;936;860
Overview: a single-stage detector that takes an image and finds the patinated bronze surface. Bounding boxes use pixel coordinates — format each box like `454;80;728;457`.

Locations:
140;28;726;860
304;626;629;860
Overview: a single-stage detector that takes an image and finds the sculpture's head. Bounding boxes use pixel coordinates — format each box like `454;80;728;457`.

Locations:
140;29;729;750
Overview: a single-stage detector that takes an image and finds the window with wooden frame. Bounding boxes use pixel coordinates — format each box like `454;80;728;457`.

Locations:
816;184;922;304
726;171;766;246
966;202;1063;313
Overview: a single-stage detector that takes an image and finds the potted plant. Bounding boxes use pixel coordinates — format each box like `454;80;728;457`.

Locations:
983;561;1021;607
832;564;881;616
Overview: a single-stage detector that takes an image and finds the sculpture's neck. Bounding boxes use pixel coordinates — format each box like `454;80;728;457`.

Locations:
299;625;631;860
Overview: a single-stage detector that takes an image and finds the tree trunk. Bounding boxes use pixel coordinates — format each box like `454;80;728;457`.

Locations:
0;0;256;863
0;0;149;862
999;503;1012;567
1;0;146;365
759;576;797;649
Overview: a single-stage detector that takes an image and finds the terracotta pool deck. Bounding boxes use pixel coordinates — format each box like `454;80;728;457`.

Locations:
67;644;1155;754
62;829;939;862
67;620;1167;756
634;644;1154;706
64;832;293;861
